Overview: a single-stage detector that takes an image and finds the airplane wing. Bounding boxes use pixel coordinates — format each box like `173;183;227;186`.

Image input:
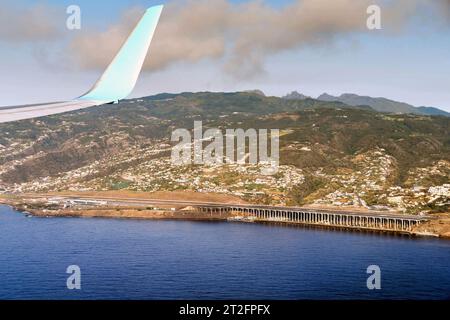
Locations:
0;5;163;124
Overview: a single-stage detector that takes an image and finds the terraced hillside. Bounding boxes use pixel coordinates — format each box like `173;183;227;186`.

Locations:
0;92;448;214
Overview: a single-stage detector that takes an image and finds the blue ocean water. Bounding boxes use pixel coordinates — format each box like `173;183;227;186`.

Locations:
0;205;449;300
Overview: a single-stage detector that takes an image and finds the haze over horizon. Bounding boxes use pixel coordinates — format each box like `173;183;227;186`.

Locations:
0;0;449;111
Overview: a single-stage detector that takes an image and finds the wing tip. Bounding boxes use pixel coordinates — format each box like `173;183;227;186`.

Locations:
147;4;164;13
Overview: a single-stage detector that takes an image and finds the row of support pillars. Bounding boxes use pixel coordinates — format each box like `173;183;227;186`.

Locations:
198;206;423;232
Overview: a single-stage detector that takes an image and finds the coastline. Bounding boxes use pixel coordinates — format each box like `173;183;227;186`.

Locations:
3;203;231;221
1;193;449;239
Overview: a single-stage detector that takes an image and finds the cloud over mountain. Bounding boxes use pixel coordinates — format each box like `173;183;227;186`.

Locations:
2;0;449;78
0;2;63;43
67;0;445;78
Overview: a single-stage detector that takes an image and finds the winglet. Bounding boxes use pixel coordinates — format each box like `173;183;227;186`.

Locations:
79;5;163;102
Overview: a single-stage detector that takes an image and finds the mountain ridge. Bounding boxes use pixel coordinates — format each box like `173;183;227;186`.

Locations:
282;91;449;117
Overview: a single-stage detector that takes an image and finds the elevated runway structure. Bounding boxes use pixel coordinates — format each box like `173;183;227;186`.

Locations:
12;193;432;234
197;204;429;233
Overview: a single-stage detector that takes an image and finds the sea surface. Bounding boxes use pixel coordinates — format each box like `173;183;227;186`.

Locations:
0;205;449;300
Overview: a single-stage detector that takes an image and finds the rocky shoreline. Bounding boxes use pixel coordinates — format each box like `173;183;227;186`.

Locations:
1;197;449;239
5;203;232;222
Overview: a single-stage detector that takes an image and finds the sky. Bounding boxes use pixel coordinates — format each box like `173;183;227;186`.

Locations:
0;0;449;111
